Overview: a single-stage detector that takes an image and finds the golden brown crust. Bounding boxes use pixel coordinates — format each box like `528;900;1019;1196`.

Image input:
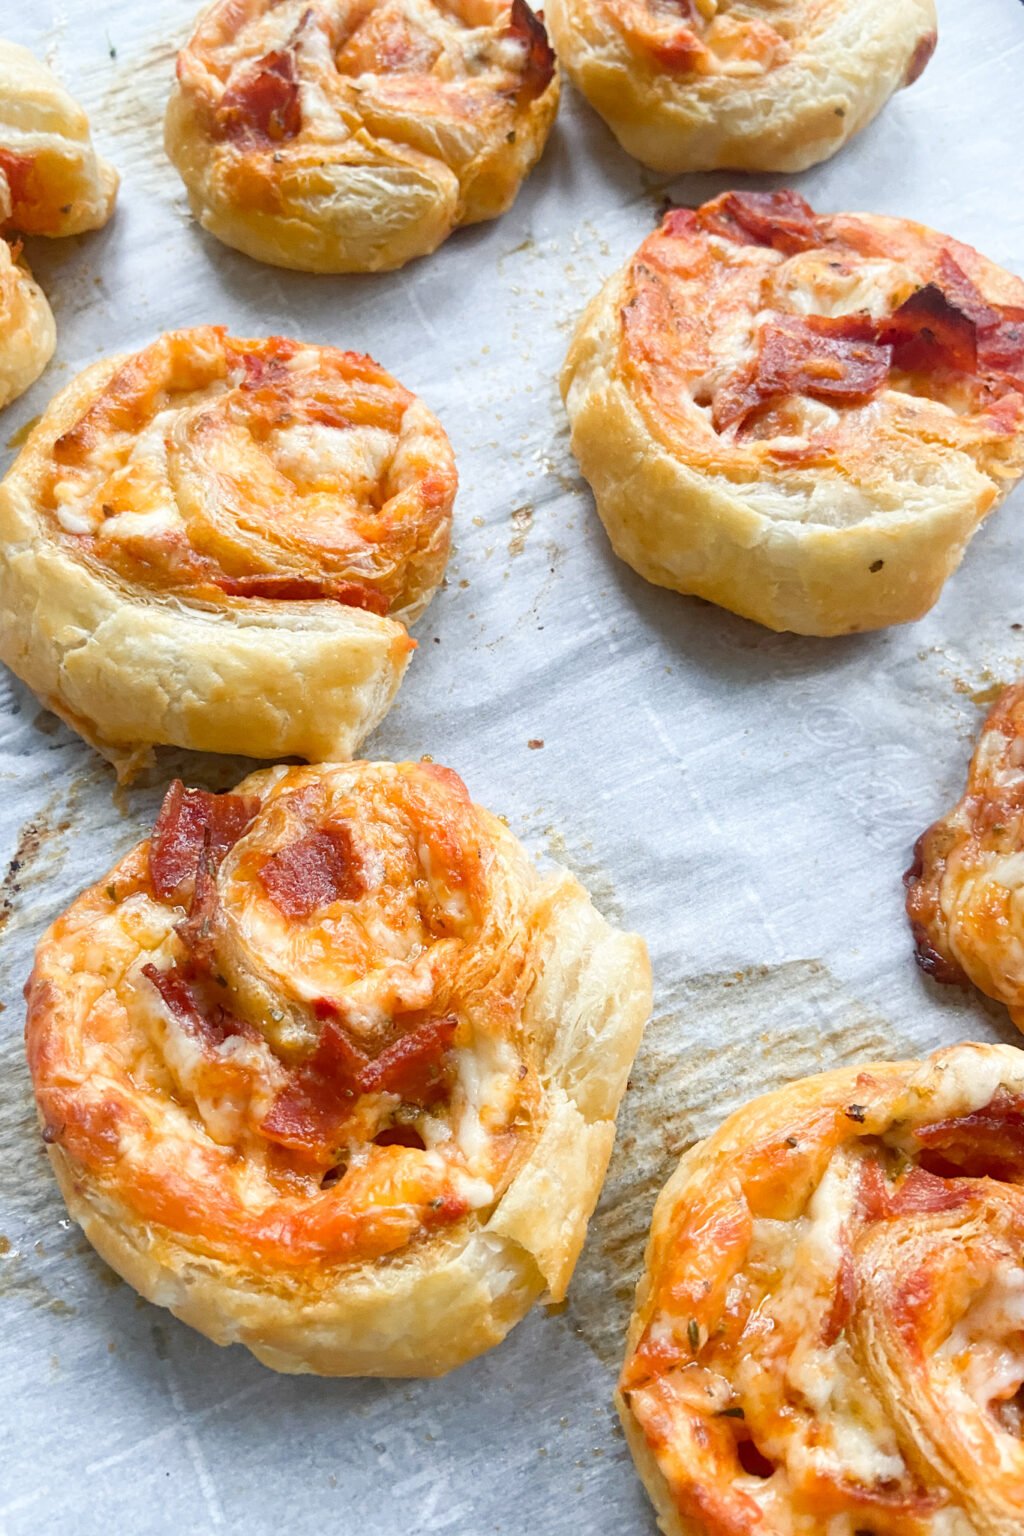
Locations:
0;37;118;237
562;192;1024;637
165;0;559;272
545;0;936;174
906;682;1024;1026
0;328;457;774
0;239;54;409
619;1043;1024;1536
26;762;651;1376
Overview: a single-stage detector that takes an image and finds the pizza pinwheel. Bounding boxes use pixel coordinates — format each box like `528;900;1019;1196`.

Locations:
544;0;936;174
0;327;456;776
0;38;118;408
620;1043;1024;1535
165;0;559;272
562;191;1024;636
26;761;650;1374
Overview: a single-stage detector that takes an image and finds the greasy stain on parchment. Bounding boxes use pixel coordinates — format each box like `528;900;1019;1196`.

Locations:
567;959;912;1373
100;37;180;195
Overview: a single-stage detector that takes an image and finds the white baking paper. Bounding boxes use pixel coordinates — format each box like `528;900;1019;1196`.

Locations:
1;0;1023;1530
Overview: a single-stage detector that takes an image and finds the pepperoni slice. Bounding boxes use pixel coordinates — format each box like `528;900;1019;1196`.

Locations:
257;825;365;918
148;781;259;902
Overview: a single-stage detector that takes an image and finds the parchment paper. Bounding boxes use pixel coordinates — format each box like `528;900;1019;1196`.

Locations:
2;1;1023;1530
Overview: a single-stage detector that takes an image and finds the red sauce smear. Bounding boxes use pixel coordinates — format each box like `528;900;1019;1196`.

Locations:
0;149;34;220
506;0;556;100
261;1015;457;1154
257;825;365;918
149;781;259;902
214;573;390;615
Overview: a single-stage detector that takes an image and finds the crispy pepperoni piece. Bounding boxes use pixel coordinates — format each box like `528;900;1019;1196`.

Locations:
713;315;891;432
695;190;821;256
148;780;259;902
215;26;305;145
882;283;979;377
174;850;220;971
934;252;1024;383
214;573;390;615
361;1015;457;1103
858;1160;973;1222
257;825;365;918
506;0;557;101
261;1015;457;1154
260;1019;366;1151
141;963;255;1048
914;1091;1024;1181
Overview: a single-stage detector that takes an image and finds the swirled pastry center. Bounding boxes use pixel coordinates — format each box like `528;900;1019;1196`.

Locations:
601;0;934;82
180;0;555;166
32;764;538;1269
622;192;1024;505
603;0;795;77
40;327;455;617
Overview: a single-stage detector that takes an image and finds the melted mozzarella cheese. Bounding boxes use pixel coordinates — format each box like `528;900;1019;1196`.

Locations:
453;1031;520;1166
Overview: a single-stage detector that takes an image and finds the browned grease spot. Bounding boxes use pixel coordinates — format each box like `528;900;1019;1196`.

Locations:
508;503;534;558
543;826;624;926
566;960;911;1372
99;37;179;195
0;808;68;937
0;1236;78;1318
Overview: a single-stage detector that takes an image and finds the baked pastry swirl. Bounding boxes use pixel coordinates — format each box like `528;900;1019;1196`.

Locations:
906;682;1024;1029
544;0;936;174
619;1042;1024;1535
165;0;559;273
0;327;457;775
25;761;651;1375
0;39;118;409
562;191;1024;636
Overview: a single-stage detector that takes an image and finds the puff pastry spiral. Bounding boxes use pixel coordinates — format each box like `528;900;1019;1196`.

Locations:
544;0;936;175
562;191;1024;637
0;327;457;775
165;0;559;272
0;39;118;408
619;1042;1024;1536
26;761;651;1375
906;682;1024;1031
